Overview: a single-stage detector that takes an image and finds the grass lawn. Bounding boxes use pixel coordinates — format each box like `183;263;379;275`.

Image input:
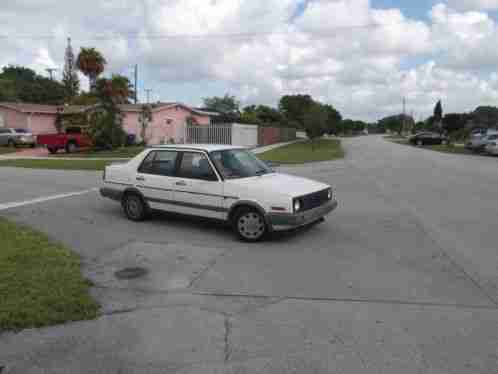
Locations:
0;218;99;331
53;145;145;159
0;147;18;155
0;159;113;171
259;139;345;164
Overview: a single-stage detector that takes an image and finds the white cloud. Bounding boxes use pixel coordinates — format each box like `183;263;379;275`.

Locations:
1;0;498;121
447;0;498;11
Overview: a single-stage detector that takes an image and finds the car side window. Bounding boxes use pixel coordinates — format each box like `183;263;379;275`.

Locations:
0;129;9;134
177;152;218;181
138;150;178;177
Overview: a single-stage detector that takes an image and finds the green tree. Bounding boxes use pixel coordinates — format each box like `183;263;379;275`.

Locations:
203;94;240;117
0;65;65;104
434;100;443;133
471;106;498;128
442;113;469;134
302;102;327;148
278;94;314;128
85;76;128;149
76;47;107;92
138;104;153;144
241;104;282;125
62;38;80;100
96;75;134;104
323;104;342;134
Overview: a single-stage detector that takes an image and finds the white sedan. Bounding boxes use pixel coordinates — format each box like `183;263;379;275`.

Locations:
485;140;498;156
100;144;338;242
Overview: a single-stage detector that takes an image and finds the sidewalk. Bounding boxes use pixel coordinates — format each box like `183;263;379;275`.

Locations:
0;141;301;161
251;140;301;154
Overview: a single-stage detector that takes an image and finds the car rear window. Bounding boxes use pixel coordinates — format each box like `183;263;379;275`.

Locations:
14;129;28;133
138;150;179;177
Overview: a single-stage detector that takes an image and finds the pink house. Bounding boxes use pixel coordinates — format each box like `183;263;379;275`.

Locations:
0;103;59;135
119;103;215;145
0;102;217;144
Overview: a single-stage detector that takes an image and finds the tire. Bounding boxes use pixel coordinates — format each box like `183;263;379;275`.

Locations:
66;142;78;154
48;147;57;154
233;207;268;242
417;140;423;147
122;193;148;222
30;144;36;148
7;139;16;148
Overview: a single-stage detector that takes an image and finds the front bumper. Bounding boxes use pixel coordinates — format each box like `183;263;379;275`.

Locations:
16;138;36;145
267;199;338;231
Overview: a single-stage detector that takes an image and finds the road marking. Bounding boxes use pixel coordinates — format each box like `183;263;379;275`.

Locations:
0;188;98;211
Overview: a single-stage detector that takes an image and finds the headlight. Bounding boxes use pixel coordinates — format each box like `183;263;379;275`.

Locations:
327;188;333;200
293;199;301;213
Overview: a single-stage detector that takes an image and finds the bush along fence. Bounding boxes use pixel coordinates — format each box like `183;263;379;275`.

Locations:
185;123;296;147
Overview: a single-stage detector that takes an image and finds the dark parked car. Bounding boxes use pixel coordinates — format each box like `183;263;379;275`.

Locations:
409;132;448;146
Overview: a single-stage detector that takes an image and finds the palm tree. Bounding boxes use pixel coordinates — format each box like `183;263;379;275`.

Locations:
76;48;107;92
97;74;135;104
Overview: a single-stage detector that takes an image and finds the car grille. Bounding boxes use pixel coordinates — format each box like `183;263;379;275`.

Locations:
299;189;330;212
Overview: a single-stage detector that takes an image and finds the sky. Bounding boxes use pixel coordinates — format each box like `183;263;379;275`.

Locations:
2;0;498;121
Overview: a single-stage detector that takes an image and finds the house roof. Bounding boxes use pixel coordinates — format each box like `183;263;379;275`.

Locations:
0;101;219;117
0;102;60;114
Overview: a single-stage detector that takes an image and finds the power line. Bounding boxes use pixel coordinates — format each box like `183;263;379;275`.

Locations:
0;22;409;41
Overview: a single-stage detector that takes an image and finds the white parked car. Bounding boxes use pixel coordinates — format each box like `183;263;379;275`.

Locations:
100;144;338;242
466;131;498;153
485;140;498;156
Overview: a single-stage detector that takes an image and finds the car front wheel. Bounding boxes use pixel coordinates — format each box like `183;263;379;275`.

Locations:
233;207;268;242
123;193;148;221
416;139;423;146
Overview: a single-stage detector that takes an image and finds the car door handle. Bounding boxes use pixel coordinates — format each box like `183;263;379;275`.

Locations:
136;176;146;181
175;181;187;186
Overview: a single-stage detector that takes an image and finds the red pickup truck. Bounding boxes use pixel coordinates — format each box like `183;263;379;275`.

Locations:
37;128;92;154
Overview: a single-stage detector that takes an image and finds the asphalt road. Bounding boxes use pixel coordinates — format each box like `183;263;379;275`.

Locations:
1;136;498;373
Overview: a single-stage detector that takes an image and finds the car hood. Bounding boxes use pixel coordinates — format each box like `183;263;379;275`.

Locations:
226;172;330;198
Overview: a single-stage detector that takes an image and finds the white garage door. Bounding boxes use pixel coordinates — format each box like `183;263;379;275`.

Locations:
232;123;258;148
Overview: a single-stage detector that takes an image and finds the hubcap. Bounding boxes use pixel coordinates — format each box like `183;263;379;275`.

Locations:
238;212;265;239
126;197;142;218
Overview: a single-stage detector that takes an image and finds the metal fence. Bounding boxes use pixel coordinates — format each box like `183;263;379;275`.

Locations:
185;124;232;145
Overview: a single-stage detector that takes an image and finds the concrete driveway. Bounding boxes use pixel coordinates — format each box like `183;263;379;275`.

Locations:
1;136;498;373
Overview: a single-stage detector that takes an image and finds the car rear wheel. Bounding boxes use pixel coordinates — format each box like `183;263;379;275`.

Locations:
66;142;78;154
122;193;148;221
416;139;423;146
233;207;267;242
47;147;57;154
7;139;16;148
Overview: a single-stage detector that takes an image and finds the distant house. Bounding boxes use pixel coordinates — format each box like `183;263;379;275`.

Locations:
0;102;218;144
0;103;60;135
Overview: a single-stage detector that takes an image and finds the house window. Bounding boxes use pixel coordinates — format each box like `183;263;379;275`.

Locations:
0;113;4;127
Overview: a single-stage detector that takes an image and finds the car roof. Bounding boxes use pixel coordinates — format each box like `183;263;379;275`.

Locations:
147;144;246;152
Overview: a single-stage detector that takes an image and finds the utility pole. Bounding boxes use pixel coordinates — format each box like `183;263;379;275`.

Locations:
145;88;153;104
134;64;138;104
402;97;406;135
46;68;57;80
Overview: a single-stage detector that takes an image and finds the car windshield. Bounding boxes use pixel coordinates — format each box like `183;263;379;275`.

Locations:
14;129;28;134
210;149;273;179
